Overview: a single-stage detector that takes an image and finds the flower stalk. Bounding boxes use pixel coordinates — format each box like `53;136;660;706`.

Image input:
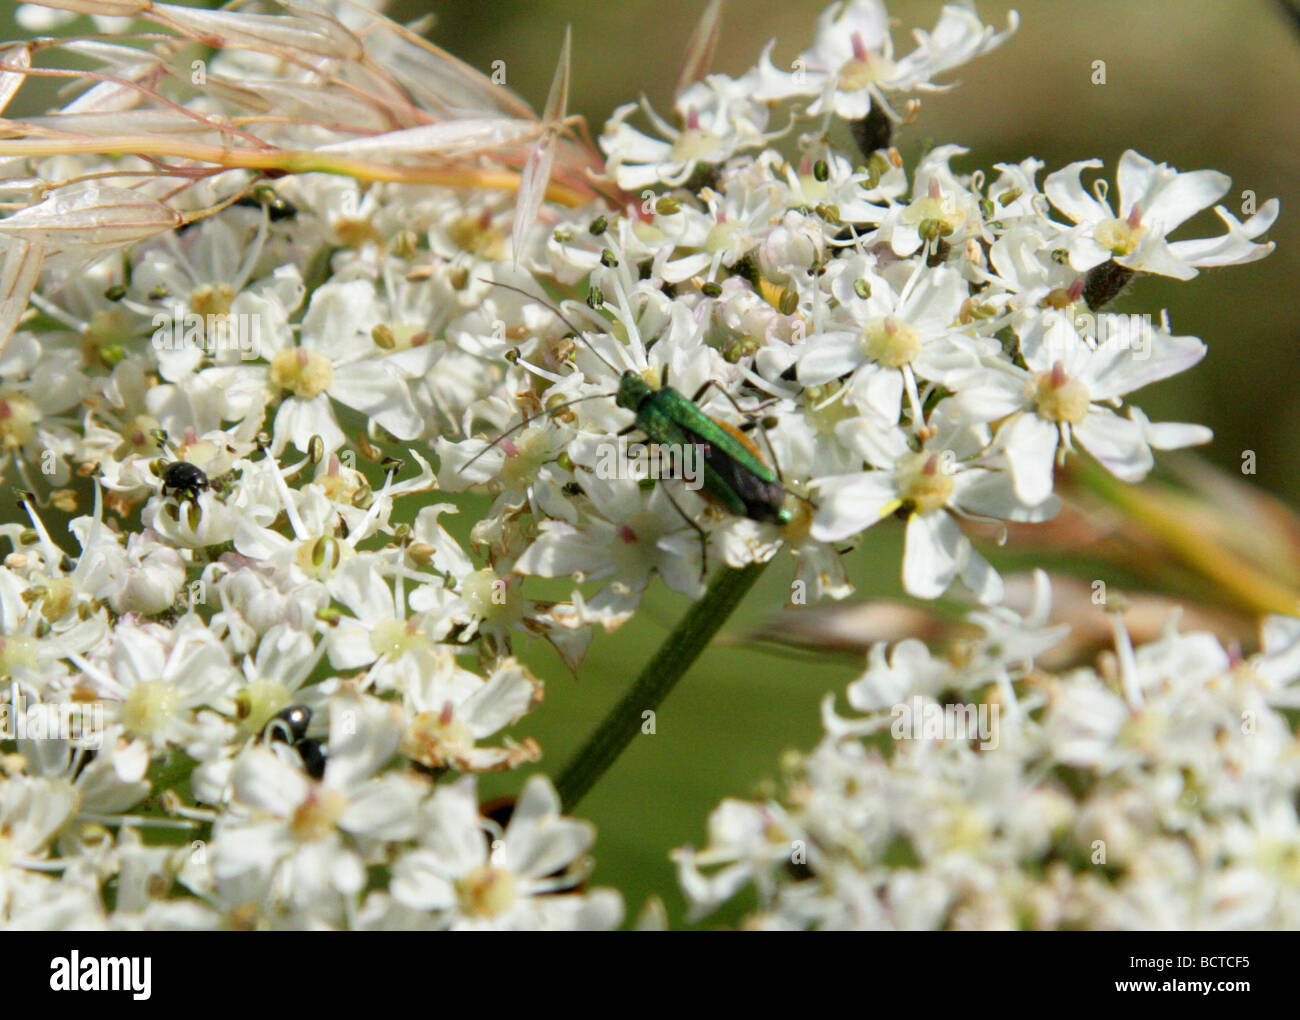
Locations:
555;561;769;812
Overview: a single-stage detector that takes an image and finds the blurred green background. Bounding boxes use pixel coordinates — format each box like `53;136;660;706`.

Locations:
2;1;1298;927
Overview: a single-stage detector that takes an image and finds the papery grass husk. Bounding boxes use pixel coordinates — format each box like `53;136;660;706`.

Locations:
0;0;628;348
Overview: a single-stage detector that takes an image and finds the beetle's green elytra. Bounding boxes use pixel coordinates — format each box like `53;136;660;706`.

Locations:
613;372;792;526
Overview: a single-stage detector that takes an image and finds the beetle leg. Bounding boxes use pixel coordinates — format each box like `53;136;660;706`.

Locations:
660;482;710;582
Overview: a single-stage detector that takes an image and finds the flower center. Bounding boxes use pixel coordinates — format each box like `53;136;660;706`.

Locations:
461;569;519;623
0;394;38;448
290;787;346;842
1030;362;1090;424
190;282;235;318
498;425;553;486
122;679;180;739
448;215;507;260
1094;207;1146;256
334;218;382;250
81;308;133;360
39;578;75;622
294;535;350;580
370;617;431;659
802;385;855;436
903;185;965;239
456;864;519;918
861;315;921;368
939;803;991;852
839;35;896;91
403;707;475;768
896;451;955;514
270;348;334;399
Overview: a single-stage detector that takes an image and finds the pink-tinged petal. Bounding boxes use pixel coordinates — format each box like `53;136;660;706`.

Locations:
463;660;538;736
1117;238;1196;280
1114;150;1158;215
902;511;961;599
1129;160;1230;235
1074;407;1152;482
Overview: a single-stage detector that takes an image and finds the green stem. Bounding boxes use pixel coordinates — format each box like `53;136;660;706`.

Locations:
556;561;769;813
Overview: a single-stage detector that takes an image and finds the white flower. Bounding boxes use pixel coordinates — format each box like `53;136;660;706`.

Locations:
951;310;1208;503
799;261;980;422
1044;150;1278;279
266;279;434;454
811;410;1055;602
754;0;1018;119
68;615;240;752
600;73;770;191
391;775;622;930
514;475;708;626
213;691;423;919
399;651;542;772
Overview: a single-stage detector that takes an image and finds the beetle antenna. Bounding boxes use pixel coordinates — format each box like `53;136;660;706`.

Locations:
480;278;623;378
459;392;616;474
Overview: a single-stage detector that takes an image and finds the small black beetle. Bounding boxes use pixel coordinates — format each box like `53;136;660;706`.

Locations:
161;460;209;501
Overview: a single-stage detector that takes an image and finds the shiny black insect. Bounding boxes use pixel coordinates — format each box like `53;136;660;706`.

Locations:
263;704;326;779
296;739;327;780
152;428;211;501
161;460;209;501
265;704;311;744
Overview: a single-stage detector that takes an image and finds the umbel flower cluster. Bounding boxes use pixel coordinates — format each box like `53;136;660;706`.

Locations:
0;0;1282;929
678;578;1300;929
